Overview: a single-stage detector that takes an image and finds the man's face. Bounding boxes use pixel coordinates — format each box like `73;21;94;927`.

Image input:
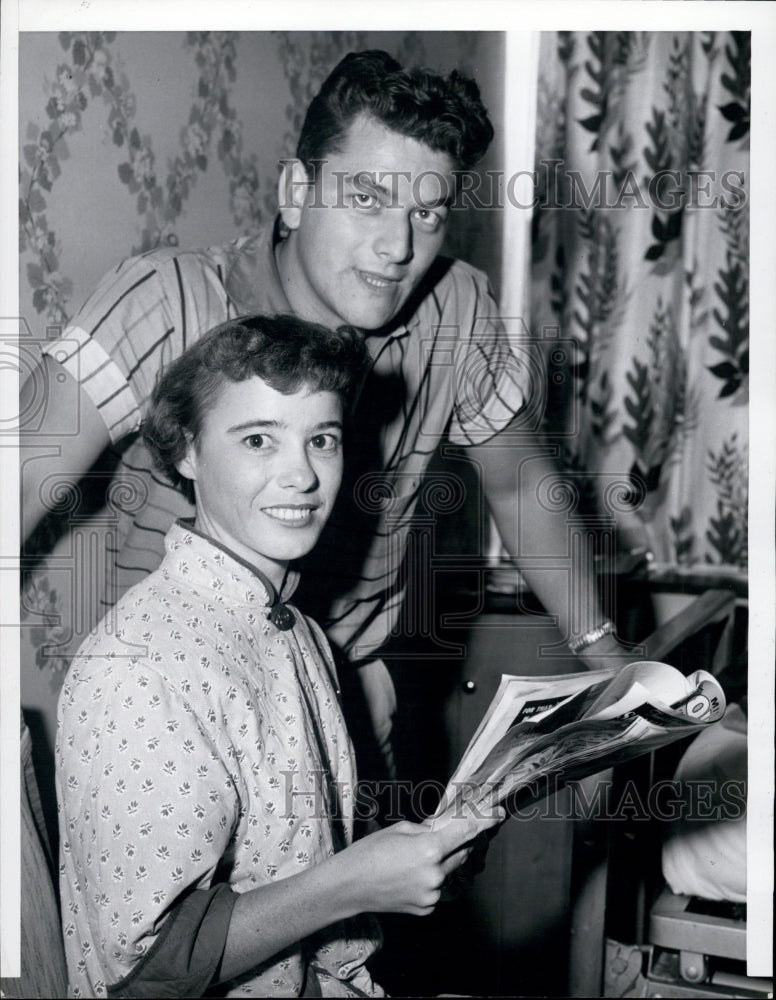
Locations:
278;114;457;330
178;376;344;590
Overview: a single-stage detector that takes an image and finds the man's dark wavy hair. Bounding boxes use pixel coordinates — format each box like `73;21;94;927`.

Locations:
142;314;368;504
296;49;494;174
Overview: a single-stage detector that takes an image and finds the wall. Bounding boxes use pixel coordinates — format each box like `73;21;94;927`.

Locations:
19;31;504;333
17;29;506;821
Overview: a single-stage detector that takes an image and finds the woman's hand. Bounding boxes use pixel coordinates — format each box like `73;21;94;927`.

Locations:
336;804;504;917
220;803;503;982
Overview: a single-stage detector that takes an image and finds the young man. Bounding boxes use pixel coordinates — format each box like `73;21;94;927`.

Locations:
23;50;629;776
56;315;501;998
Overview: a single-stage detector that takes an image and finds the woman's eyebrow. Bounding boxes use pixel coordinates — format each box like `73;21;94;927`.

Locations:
227;418;280;433
226;419;343;433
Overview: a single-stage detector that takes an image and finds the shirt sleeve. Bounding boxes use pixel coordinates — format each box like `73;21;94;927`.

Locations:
58;658;241;989
40;248;231;445
106;883;237;999
40;254;181;443
446;266;533;447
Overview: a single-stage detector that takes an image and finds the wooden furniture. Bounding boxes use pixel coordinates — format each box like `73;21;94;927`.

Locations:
380;563;745;997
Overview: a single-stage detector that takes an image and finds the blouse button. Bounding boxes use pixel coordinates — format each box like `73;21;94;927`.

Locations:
268;604;296;630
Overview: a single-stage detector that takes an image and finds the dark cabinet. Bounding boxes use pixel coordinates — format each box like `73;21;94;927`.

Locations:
385;606;583;997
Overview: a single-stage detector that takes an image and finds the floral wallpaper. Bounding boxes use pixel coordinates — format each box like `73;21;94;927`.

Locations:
529;31;749;574
20;30;502;329
17;30;504;745
19;29;749;751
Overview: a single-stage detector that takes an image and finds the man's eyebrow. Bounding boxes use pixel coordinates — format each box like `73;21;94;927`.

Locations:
347;174;393;198
417;193;453;210
347;172;452;209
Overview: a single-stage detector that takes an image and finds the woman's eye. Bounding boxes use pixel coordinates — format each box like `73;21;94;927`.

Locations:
245;434;268;450
310;434;340;452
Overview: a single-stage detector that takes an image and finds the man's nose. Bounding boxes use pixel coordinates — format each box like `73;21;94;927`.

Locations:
373;212;413;264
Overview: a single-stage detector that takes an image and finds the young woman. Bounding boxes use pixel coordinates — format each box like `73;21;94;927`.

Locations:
56;314;500;998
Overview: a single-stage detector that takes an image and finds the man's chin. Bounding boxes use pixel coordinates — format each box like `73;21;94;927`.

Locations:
341;303;408;334
334;288;411;332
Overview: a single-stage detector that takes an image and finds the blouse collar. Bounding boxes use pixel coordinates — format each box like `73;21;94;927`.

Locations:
163;520;299;629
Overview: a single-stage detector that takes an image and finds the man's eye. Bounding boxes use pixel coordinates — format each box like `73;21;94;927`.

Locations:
309;434;340;452
353;192;380;210
412;208;445;232
245;434;268;450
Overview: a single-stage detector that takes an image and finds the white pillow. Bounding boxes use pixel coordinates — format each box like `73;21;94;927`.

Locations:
661;703;747;903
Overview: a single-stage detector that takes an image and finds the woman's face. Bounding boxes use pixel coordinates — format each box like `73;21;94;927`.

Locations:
177;376;344;589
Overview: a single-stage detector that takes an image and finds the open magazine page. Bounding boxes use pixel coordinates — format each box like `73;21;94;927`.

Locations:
443;667;618;790
486;669;726;808
434;662;727;819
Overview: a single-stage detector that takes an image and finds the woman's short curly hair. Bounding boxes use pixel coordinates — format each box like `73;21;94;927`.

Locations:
142;314;368;504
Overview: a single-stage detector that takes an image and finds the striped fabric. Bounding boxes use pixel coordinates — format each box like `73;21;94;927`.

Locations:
42;223;529;665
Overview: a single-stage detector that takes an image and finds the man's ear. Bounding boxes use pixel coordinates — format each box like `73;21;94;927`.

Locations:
175;432;198;484
278;159;311;232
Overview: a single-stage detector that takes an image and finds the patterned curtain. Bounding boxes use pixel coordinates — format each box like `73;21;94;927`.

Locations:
530;32;749;577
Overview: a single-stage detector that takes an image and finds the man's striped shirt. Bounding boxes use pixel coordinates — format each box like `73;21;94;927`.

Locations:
42;221;529;664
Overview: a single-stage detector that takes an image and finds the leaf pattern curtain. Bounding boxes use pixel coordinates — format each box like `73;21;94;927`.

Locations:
530;32;749;576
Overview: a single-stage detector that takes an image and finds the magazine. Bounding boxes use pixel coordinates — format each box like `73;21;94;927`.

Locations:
433;660;727;820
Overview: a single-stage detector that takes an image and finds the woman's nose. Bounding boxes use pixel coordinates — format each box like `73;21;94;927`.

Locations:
277;448;318;491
